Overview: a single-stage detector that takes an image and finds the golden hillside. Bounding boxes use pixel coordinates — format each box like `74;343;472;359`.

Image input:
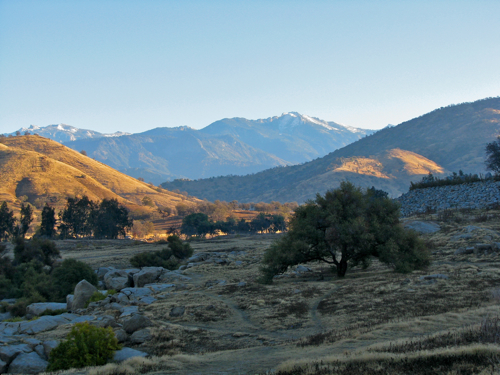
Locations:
0;135;199;211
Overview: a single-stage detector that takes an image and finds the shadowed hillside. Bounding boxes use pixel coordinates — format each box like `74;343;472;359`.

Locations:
0;135;200;211
162;97;500;202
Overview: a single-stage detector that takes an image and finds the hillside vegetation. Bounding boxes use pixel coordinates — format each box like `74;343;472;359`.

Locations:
0;135;200;213
163;97;500;202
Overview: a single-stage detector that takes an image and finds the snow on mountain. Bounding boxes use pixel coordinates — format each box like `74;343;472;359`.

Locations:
4;124;130;143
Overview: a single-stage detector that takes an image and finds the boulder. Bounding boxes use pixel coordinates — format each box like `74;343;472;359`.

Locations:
133;267;164;287
113;347;148;362
130;328;152;344
42;340;59;358
295;265;312;273
7;351;48;374
119;306;139;318
72;280;98;310
122;314;152;334
19;315;71;335
170;306;185;317
114;329;128;343
97;266;115;280
0;359;6;374
0;322;20;336
26;302;67;317
34;344;46;360
104;269;132;291
66;294;74;311
121;287;152;298
0;344;31;364
0;311;12;321
94;315;119;328
145;283;175;293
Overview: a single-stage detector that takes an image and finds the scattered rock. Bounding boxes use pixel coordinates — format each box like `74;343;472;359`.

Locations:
104;269;132;291
42;340;59;358
404;221;441;234
26;302;67;317
113;347;148;362
133;267;164;287
114;329;128;343
130;328;152;344
72;279;98;310
170;306;185;317
7;351;48;374
123;314;152;334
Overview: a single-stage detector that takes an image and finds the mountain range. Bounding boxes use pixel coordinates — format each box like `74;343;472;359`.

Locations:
162;97;500;202
6;114;374;185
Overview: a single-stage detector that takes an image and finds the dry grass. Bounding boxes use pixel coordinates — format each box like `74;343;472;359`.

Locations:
39;209;500;374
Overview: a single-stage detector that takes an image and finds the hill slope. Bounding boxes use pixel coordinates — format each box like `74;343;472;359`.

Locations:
162;97;500;202
0;136;199;210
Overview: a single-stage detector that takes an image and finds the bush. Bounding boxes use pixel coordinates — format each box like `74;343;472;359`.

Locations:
130;235;192;270
51;259;98;300
47;322;121;371
13;238;60;266
85;290;107;308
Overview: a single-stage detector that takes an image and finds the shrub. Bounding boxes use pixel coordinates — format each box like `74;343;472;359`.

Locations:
13;237;60;266
51;259;98;300
85;291;107;308
47;322;121;371
130;235;192;270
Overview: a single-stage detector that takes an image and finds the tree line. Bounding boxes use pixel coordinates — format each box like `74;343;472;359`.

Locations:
0;196;132;240
180;212;286;238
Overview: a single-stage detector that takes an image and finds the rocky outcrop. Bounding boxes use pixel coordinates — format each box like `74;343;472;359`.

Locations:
26;302;66;317
72;280;98;310
133;267;164;287
104;269;131;291
7;351;48;374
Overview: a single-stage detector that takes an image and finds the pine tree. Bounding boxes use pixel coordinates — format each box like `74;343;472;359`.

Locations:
40;204;56;238
0;201;16;241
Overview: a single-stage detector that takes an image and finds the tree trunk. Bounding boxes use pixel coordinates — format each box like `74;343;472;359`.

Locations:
336;259;348;277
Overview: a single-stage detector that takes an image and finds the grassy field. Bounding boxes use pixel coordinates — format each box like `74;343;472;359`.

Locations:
37;207;500;374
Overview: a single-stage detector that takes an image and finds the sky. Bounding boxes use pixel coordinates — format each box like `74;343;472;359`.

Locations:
1;0;499;134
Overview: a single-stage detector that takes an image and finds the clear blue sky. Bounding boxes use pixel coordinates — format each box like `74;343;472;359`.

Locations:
1;0;499;134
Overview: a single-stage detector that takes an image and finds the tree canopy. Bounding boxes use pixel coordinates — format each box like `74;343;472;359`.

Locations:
260;181;429;282
485;136;500;173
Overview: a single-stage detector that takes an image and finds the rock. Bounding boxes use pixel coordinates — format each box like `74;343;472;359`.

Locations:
234;261;243;266
122;314;152;334
178;265;187;271
0;311;12;321
114;329;128;343
169;306;185;317
0;359;6;374
19;315;71;335
145;283;175;292
130;328;152;344
238;281;247;287
97;266;115;280
295;265;312;273
119;306;139;318
475;243;493;252
26;302;67;316
0;344;32;364
34;344;46;360
125;268;141;275
7;351;48;374
188;253;210;262
121;287;152;298
113;347;148;362
42;340;59;358
104;269;132;291
159;271;191;283
71;315;95;323
138;296;157;305
72;280;98;310
66;294;74;311
133;267;164;287
404;221;440;234
0;322;20;336
94;315;118;328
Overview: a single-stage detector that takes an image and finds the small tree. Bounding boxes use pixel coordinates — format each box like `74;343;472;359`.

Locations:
40;203;56;238
92;199;132;239
0;201;16;241
485;136;500;173
19;203;33;237
80;150;87;156
260;181;429;282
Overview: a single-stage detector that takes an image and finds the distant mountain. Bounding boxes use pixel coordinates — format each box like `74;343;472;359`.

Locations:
0;135;199;211
199;113;374;164
162;97;500;202
4;124;130;143
58;113;371;184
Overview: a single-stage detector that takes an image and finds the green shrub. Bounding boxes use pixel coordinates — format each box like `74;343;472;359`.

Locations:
130;235;191;270
51;259;98;300
47;322;121;371
13;237;60;266
85;291;107;308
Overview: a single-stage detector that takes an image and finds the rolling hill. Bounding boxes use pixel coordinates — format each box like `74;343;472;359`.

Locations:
162;97;500;202
0;135;200;213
